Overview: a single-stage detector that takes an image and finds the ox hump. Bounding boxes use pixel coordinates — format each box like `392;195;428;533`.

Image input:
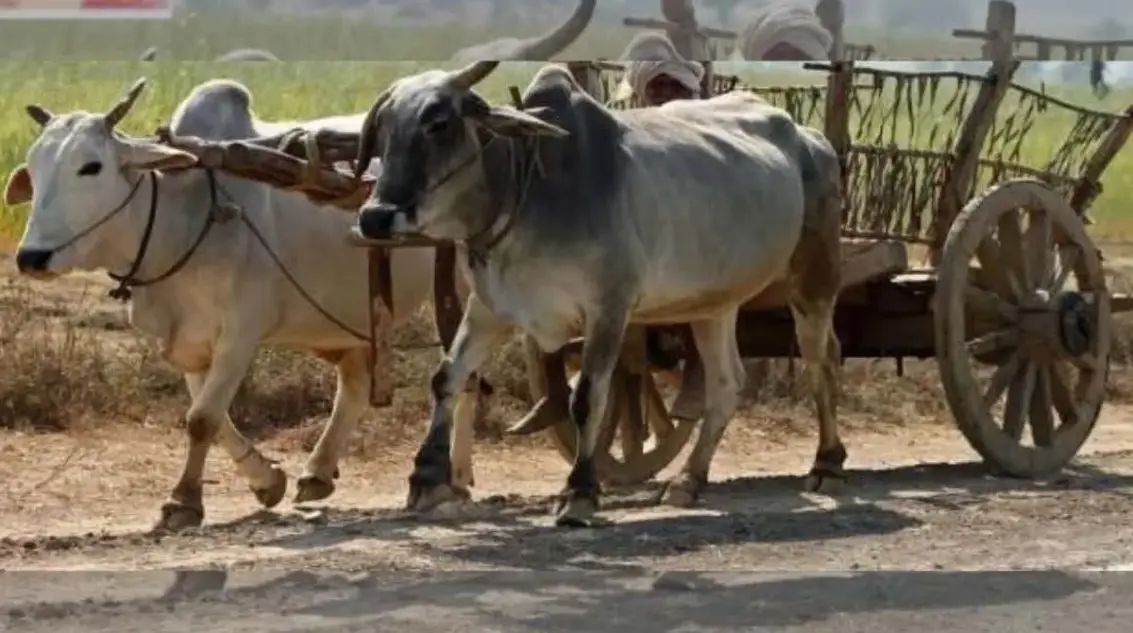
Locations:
171;79;257;140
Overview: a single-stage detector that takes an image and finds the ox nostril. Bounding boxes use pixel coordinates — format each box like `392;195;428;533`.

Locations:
15;249;52;274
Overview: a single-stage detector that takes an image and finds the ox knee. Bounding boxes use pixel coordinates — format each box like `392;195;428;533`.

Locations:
185;408;220;445
430;360;457;403
569;375;592;431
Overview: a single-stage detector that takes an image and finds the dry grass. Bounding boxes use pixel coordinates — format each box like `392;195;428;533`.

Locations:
0;283;124;432
1;244;1132;462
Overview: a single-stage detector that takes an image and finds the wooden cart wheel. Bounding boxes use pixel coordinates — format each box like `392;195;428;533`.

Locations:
936;179;1111;478
520;330;698;487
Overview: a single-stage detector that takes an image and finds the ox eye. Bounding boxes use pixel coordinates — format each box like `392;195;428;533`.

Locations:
78;161;102;177
421;106;455;136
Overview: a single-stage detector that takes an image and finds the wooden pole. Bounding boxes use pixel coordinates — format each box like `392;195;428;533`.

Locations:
980;1;1016;63
930;0;1018;264
1069;107;1133;215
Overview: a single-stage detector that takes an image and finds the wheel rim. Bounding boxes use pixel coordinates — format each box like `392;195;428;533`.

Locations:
936;179;1111;477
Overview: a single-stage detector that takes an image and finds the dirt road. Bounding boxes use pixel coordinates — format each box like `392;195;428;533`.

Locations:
3;419;1133;631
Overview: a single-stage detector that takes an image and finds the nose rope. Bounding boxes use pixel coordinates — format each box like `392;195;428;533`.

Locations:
34;169;222;302
43;173;148;258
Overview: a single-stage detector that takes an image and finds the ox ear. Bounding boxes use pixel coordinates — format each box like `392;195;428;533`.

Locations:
4;164;33;207
473;105;569;139
118;141;198;172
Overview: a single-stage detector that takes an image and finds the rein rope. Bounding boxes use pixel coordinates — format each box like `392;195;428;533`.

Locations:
211;178;376;343
211;180;442;351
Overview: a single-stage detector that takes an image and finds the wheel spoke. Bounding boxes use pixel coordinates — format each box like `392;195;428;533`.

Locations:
643;372;675;439
1048;361;1080;428
984;352;1022;407
1025;207;1054;290
597;377;623;454
1050;245;1080;293
976;236;1019;301
1003;360;1035;441
1030;366;1056;447
997;209;1030;292
1068;352;1100;374
968;328;1019;358
966;284;1020;324
620;373;645;461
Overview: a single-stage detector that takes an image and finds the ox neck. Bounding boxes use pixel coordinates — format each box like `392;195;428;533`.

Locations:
464;135;541;268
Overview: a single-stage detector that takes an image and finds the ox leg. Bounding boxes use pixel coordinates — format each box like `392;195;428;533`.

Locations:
296;349;369;503
554;311;628;528
791;300;847;494
449;378;481;497
407;295;510;513
157;341;286;532
662;308;744;508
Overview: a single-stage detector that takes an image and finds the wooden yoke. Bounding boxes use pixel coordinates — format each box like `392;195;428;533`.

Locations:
367;247;395;407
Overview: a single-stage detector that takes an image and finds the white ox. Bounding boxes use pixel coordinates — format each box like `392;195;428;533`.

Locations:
3;79;479;531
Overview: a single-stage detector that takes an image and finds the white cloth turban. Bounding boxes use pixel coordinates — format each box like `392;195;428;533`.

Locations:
735;1;833;61
615;33;705;102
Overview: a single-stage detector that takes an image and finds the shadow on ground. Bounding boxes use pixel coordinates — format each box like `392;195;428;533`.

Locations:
4;568;1124;632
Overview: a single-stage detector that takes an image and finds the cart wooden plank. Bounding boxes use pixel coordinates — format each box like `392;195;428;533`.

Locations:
740;239;908;311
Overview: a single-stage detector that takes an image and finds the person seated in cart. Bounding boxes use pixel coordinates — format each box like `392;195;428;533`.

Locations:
735;0;834;61
615;32;706;107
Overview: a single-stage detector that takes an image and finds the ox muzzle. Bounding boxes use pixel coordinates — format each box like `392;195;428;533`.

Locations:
357;200;417;241
15;248;53;276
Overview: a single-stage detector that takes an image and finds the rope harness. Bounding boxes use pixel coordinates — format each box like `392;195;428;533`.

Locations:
39;169;221;303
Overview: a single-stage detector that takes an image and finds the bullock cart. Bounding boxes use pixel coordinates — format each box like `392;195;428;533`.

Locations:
149;55;1133;489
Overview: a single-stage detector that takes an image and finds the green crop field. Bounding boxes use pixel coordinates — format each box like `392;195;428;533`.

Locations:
2;60;1131;243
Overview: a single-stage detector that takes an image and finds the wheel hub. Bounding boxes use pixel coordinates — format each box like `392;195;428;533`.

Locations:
1057;291;1094;357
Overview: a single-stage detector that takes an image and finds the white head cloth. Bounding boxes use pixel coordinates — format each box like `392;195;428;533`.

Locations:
615;33;705;102
735;1;833;61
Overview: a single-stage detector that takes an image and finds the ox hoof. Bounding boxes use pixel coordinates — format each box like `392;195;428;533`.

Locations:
553;493;601;528
660;474;705;508
251;466;288;509
407;483;461;514
806;445;848;495
155;501;204;533
805;470;848;496
295;475;336;504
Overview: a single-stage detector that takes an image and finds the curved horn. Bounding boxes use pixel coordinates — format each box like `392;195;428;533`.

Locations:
514;0;596;60
26;105;54;127
353;87;393;181
104;78;148;129
448;61;500;91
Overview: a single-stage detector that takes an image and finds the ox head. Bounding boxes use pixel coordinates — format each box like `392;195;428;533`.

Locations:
354;61;569;242
4;78;197;279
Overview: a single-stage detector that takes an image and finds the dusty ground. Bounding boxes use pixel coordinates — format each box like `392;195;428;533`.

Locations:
2;252;1133;631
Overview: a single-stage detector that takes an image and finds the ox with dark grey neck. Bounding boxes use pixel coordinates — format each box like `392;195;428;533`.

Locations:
354;61;848;527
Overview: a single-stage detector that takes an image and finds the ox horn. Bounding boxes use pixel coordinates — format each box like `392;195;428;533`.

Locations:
26;105;54;127
104;78;148;130
353;86;393;181
448;61;499;91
